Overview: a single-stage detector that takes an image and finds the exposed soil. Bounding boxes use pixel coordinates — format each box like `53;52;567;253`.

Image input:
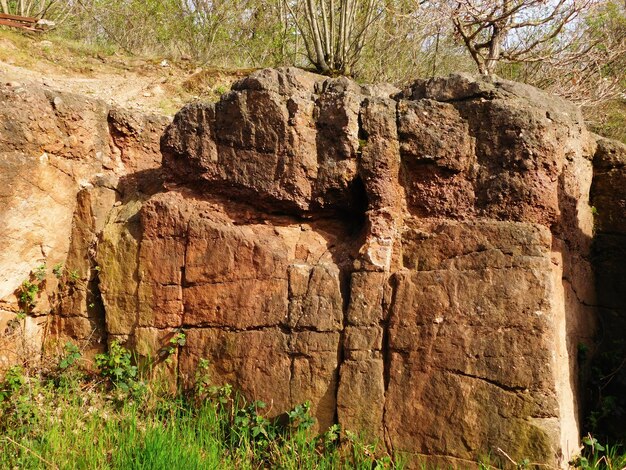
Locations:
0;29;250;116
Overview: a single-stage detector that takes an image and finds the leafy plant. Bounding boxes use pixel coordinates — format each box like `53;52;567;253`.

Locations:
95;340;138;388
52;263;64;278
0;366;25;402
18;280;39;308
319;423;341;450
34;264;46;281
160;331;186;364
233;400;276;447
0;351;405;469
287;401;315;432
59;342;82;370
569;434;626;469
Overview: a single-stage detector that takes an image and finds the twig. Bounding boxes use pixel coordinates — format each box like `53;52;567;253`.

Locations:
495;446;554;468
2;435;59;469
496;446;518;466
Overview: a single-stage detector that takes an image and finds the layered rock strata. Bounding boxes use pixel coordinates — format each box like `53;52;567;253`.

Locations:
2;68;623;467
100;69;597;466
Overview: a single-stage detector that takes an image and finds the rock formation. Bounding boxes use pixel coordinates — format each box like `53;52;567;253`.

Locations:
1;68;625;467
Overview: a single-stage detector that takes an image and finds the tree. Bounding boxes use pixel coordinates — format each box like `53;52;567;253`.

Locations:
443;0;596;75
0;0;73;23
284;0;384;75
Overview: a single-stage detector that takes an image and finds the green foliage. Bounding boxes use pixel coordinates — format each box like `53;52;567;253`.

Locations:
52;263;64;279
233;400;276;446
160;331;186;363
16;264;50;312
193;358;232;406
214;85;228;96
287;401;316;432
58;342;81;370
94;340;138;388
570;434;626;469
0;355;402;470
18;280;39;308
0;366;24;402
33;264;46;282
68;270;81;283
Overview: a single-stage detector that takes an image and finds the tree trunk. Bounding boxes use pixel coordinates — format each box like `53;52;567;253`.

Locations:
306;0;331;72
485;25;504;75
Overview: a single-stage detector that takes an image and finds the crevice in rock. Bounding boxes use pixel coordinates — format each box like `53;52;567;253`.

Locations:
182;324;288;334
381;273;397;455
107;112;124;165
437;92;496;104
84;254;107;345
343;175;369;237
448;368;529;394
333;259;357;431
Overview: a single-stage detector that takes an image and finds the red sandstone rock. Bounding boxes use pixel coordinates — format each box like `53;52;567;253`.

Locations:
3;68;624;468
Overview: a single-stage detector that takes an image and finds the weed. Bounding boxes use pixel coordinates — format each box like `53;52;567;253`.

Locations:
214;85;228;95
160;331;186;363
52;263;63;278
287;401;315;432
0;354;403;470
18;280;39;308
34;264;46;282
194;358;230;405
94;340;138;389
0;366;25;402
58;342;81;370
570;434;626;469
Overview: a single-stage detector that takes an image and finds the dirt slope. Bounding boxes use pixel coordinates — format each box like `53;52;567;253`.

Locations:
0;29;247;116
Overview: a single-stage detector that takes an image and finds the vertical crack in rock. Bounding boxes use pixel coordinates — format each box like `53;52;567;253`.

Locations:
177;218;192;392
334;262;352;429
380;272;396;455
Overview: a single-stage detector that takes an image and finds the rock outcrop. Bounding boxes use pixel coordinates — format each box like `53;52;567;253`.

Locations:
0;81;169;364
588;137;626;440
1;68;624;467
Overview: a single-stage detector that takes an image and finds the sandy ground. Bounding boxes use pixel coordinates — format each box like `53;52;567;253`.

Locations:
0;59;176;114
0;32;244;116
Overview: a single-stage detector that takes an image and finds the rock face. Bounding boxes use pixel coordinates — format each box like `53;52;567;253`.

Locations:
0;81;169;365
1;68;624;467
589;137;626;440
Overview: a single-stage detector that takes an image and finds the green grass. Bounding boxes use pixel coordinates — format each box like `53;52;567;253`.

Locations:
0;344;400;470
2;341;625;469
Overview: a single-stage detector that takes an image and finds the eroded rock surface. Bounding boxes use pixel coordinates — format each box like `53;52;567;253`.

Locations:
97;69;600;467
2;68;624;468
0;81;169;364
